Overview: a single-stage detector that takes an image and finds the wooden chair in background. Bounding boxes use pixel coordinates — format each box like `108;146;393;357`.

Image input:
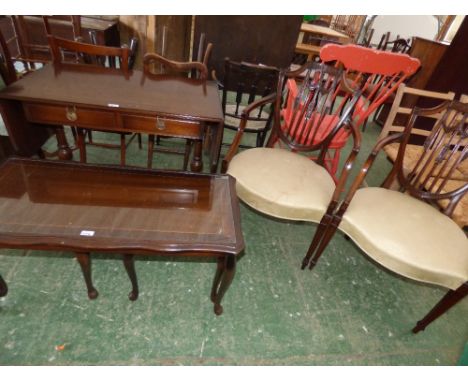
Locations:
218;58;280;148
143;52;209;170
0;27;17;86
319;43;421;132
47;35;141;166
378;84;467;227
8;16;81;73
302;100;468;333
222;61;363;257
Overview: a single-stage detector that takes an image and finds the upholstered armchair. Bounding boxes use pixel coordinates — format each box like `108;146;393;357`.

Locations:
302;100;468;332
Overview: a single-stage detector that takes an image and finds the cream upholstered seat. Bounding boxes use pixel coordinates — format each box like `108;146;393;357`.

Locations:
303;100;468;333
339;187;468;290
228;148;335;221
222;61;363;270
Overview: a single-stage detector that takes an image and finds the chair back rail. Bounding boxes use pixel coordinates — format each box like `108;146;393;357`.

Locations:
47;35;130;74
319;43;421;129
379;84;456;141
339;100;468;220
222;58;279;122
143;52;208;81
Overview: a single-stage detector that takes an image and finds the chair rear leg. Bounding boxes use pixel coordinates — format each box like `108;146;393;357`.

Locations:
137;133;142;149
147;135;155;168
412;282;468;333
120;134;126;166
183;140;192;171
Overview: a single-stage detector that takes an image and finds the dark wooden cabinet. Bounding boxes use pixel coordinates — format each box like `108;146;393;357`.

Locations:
193;16;302;80
425;17;468;98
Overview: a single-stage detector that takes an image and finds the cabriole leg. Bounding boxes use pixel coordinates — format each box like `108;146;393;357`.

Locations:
213;255;236;316
210;256;225;303
76;252;98;299
123;254;139;301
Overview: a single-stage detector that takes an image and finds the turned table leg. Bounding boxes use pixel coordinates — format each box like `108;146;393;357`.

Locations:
0;274;8;297
76;252;98;299
55;126;73;160
212;255;236;315
123;254;139;301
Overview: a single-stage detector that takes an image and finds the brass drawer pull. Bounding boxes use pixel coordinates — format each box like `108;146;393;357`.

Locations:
66;106;77;122
156;117;166;131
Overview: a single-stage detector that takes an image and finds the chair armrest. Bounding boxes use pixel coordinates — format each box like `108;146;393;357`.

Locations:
221;92;277;173
332;132;406;222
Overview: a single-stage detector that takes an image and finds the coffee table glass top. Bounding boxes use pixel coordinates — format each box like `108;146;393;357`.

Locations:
0;159;243;254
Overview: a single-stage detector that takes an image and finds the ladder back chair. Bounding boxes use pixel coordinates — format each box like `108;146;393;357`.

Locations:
143;52;210;170
219;59;280;148
47;35;140;166
222;62;363;247
379;84;467;227
302;100;468;333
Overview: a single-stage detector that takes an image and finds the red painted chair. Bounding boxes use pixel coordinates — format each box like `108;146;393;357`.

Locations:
279;44;420;179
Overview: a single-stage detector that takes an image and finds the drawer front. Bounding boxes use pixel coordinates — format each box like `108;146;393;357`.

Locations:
121;114;202;139
23;102;116;130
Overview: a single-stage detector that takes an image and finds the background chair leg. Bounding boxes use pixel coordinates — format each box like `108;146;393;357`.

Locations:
147;135;155;168
183;140;192;171
120;134;126;166
412;282;468;333
137;134;142;149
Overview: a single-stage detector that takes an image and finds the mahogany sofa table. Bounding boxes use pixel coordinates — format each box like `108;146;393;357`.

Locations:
0;64;225;173
0;158;244;314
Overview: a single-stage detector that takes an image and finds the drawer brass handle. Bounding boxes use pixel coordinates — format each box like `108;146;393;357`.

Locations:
156;117;166;131
66;106;77;122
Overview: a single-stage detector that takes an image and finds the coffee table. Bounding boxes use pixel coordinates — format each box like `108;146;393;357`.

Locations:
0;158;244;314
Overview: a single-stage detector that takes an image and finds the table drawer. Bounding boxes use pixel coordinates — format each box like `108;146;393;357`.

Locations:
121;114;202;139
23;102;116;129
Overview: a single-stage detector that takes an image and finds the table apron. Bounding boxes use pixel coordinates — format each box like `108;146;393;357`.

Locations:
22;101;205;139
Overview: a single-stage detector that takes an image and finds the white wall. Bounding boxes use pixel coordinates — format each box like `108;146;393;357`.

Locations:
370;15;439;45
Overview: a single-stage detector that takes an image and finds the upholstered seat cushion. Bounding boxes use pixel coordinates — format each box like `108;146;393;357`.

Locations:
339;187;468;290
224;104;271;131
227;148;335;221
